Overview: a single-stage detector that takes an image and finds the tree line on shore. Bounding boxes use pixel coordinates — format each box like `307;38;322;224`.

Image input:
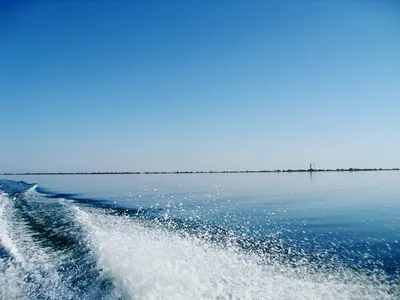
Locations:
2;167;400;176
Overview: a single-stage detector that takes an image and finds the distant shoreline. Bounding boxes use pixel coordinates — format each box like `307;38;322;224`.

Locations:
1;168;400;176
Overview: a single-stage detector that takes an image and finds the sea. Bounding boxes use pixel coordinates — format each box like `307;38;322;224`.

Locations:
0;172;399;299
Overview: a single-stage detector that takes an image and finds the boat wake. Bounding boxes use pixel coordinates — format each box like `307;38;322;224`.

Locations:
0;179;398;299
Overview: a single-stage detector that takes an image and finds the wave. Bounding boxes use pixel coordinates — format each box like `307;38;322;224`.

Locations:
0;179;398;299
0;180;37;195
75;205;398;300
0;183;117;299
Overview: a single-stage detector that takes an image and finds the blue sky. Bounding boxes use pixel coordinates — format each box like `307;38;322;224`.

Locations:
1;0;400;172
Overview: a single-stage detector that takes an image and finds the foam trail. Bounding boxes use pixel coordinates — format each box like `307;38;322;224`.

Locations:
26;184;38;192
0;192;72;299
75;206;395;300
0;193;24;263
0;189;114;299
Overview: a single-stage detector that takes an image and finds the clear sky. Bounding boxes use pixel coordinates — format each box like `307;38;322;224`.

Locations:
1;0;400;172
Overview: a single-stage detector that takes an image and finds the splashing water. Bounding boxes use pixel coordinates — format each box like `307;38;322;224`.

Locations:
0;178;398;299
74;205;397;300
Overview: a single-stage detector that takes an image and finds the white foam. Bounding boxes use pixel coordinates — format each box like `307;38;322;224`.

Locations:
0;193;24;263
26;184;38;193
74;205;395;300
0;192;74;299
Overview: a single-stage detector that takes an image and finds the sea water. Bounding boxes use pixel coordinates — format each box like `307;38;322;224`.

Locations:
0;172;399;299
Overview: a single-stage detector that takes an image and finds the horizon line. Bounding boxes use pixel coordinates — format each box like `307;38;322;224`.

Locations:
2;167;400;176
